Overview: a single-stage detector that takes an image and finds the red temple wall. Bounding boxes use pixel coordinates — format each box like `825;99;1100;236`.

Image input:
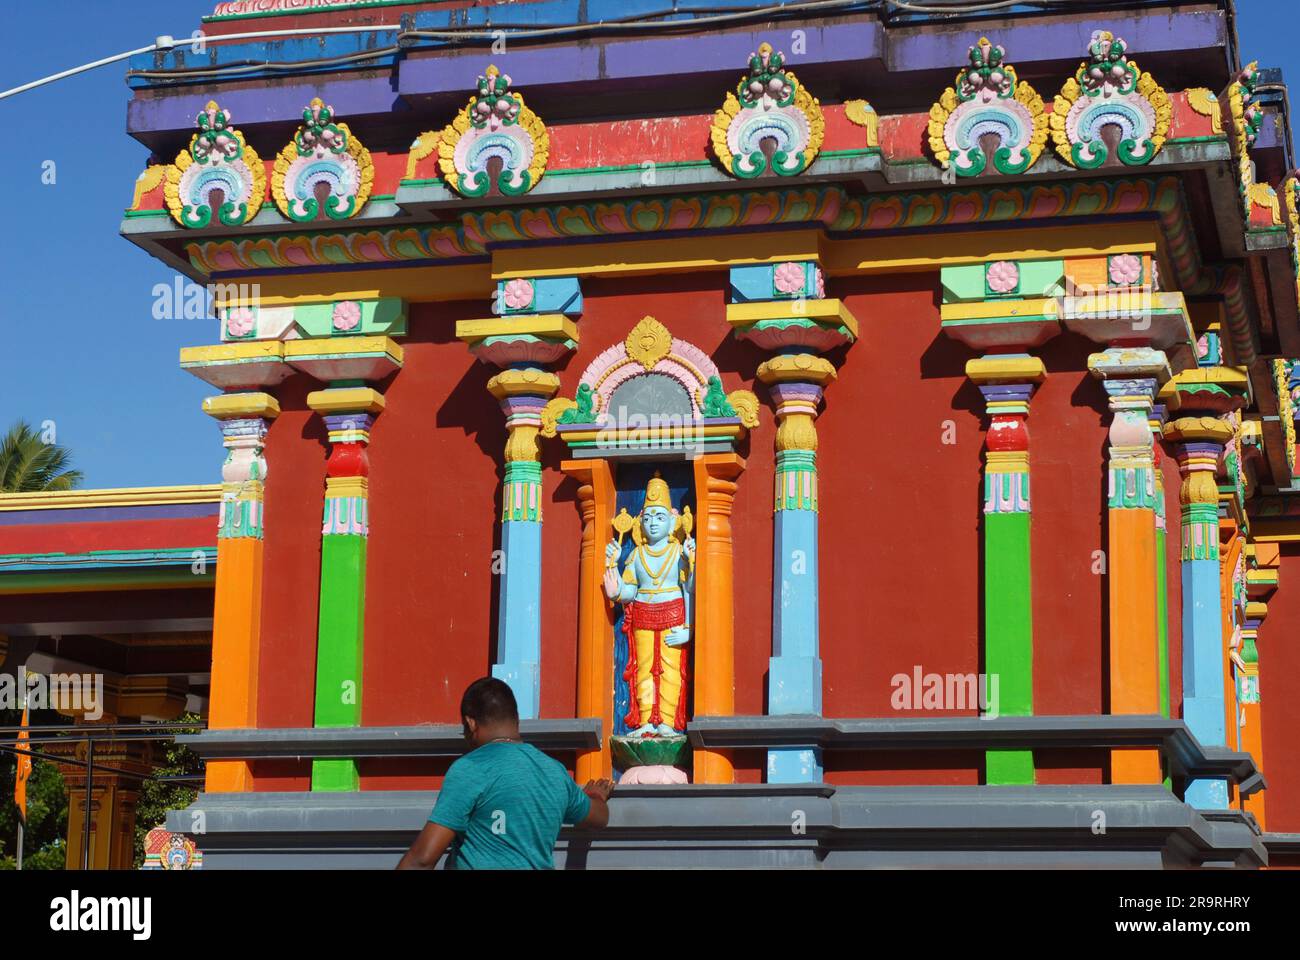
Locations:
1259;544;1300;833
247;270;1192;789
249;373;326;790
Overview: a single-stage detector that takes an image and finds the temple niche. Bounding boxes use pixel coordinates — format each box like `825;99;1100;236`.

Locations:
542;316;758;783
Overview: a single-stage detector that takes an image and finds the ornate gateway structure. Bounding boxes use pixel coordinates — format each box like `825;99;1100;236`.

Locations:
5;0;1300;868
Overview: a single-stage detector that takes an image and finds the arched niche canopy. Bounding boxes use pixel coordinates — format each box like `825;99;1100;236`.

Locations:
541;315;758;460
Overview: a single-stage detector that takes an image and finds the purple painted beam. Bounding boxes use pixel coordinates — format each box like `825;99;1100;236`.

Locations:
884;8;1226;72
1254;113;1282;152
397;20;881;96
123;6;1228;143
127;74;397;145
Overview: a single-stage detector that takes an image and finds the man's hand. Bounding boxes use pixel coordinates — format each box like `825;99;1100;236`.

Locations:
396;822;456;869
577;778;615;830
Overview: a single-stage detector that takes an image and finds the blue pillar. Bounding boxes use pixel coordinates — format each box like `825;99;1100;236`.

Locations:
1167;424;1233;809
1182;551;1228;808
494;468;543;718
768;496;823;782
465;276;583;719
728;260;851;784
766;397;824;783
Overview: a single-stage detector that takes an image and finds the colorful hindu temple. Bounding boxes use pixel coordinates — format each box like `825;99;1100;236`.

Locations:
5;0;1300;868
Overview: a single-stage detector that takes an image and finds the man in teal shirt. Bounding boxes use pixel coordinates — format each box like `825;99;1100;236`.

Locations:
397;677;614;869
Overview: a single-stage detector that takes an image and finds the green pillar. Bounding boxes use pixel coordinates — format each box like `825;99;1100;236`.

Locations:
307;391;383;791
969;356;1043;786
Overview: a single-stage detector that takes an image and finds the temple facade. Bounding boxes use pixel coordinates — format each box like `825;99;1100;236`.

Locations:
4;0;1300;868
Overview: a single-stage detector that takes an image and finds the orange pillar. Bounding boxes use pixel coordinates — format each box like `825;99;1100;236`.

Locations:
1240;541;1277;827
202;393;278;793
1092;360;1164;785
563;459;616;782
691;453;745;784
1238;603;1266;827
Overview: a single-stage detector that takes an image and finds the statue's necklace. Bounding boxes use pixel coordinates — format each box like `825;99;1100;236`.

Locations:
638;543;676;586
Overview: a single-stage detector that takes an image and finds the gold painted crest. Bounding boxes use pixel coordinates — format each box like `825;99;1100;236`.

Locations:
626;316;673;371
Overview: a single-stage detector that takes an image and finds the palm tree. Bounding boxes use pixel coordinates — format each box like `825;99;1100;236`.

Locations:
0;421;83;492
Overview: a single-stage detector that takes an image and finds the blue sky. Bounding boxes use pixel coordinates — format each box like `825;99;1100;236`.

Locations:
0;0;1295;487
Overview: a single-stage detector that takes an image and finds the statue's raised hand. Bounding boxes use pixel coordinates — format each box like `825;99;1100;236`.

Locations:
605;539;620;563
683;536;696;563
602;567;621;601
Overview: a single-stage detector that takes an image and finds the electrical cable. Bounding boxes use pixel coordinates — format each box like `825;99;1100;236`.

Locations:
0;42;161;100
0;24;408;99
887;0;1055;12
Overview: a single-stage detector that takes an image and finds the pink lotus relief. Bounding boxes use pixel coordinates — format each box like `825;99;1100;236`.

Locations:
1196;334;1209;359
332;300;362;332
986;260;1019;294
502;278;535;311
814;266;826;299
618;764;689;785
227;307;256;338
774;261;808;296
1109;254;1143;286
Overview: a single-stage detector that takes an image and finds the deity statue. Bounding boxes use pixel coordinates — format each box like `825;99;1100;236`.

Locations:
603;475;696;738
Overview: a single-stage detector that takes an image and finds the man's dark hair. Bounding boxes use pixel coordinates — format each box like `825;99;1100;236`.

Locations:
460;677;519;726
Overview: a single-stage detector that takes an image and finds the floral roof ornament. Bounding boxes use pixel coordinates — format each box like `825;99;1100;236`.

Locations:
711;42;825;179
928;38;1046;178
439;65;549;198
1233;62;1264;148
164;101;265;228
1050;31;1171;168
1227;62;1263;220
271;98;374;222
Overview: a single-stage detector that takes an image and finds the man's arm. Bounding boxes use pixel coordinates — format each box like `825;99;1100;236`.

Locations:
396;822;457;869
576;779;615;830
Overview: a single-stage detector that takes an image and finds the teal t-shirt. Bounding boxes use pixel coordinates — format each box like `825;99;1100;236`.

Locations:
428;741;591;870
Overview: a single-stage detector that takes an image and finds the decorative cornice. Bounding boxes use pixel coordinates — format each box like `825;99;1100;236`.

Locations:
176;175;1266;372
187;176;1181;274
0;485;222;511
